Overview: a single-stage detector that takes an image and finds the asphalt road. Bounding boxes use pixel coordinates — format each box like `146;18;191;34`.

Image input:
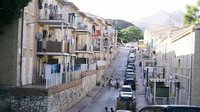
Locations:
80;46;148;112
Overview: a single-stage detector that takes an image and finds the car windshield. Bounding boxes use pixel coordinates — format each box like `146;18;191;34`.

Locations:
121;88;131;92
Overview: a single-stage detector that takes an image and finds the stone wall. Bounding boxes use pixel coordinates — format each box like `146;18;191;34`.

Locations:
48;74;96;112
10;95;48;112
0;86;10;112
9;73;97;112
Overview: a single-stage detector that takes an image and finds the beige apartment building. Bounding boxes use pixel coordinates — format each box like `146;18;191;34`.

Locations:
144;24;200;106
0;0;118;111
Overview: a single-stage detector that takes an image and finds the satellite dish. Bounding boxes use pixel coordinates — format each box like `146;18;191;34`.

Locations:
35;33;43;39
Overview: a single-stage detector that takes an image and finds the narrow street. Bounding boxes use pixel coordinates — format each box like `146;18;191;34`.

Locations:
80;46;148;112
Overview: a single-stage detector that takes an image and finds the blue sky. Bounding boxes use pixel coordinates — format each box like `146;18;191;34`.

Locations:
70;0;197;21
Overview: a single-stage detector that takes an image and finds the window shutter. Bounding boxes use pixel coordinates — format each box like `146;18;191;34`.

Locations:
29;58;33;84
30;24;34;49
22;58;27;85
23;20;27;48
31;0;35;16
24;6;28;13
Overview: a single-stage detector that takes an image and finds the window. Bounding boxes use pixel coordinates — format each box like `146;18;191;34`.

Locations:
155;108;164;112
172;109;200;112
140;108;155;112
178;59;180;68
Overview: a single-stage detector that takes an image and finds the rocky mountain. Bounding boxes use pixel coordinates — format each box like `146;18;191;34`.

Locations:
131;11;183;31
108;19;136;30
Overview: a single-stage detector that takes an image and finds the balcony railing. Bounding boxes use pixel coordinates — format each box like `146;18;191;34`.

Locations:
93;46;101;51
81;63;97;72
31;70;82;89
76;22;92;31
37;40;69;53
49;13;68;21
76;44;87;51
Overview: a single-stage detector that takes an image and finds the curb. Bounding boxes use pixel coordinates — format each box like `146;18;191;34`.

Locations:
78;86;102;112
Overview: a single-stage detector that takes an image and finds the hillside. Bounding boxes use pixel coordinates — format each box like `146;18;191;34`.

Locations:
108;19;136;30
131;11;183;31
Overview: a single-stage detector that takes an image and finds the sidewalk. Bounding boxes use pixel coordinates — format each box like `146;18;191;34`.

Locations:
135;48;148;112
67;51;121;112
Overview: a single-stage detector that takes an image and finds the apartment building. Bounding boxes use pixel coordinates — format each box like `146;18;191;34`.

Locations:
0;1;37;111
143;24;200;106
0;0;37;86
0;0;118;111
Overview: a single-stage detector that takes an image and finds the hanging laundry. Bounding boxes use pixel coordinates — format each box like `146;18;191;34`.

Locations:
71;37;74;44
39;0;43;9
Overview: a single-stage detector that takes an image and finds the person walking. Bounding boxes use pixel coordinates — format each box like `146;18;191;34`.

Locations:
115;79;118;89
116;78;121;89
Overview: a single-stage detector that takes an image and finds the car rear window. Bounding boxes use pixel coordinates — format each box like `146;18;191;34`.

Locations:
121;88;131;92
120;97;132;101
172;108;200;112
124;80;135;85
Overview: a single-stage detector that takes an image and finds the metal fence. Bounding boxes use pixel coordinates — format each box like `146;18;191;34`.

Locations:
31;70;82;89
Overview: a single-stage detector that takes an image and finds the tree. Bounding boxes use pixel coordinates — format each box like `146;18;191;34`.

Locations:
116;26;143;44
0;0;31;35
182;0;200;26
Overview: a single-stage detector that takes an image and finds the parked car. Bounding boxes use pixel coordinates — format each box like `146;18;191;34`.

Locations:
124;78;136;91
119;85;134;97
126;69;134;74
125;72;135;76
116;110;132;112
127;59;134;63
139;105;200;112
127;63;135;66
116;93;136;111
127;65;135;70
129;50;135;53
125;75;135;81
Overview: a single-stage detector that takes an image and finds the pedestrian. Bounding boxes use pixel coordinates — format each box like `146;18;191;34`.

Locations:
108;79;112;90
115;79;118;89
110;76;113;81
110;108;114;112
116;78;121;89
105;107;109;112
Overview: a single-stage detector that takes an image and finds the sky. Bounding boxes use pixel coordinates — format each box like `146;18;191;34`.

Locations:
69;0;197;21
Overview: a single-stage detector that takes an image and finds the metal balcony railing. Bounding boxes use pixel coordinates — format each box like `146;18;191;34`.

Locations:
37;40;69;53
76;44;87;51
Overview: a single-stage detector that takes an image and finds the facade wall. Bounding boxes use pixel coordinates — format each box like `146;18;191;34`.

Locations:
192;29;200;106
0;21;19;86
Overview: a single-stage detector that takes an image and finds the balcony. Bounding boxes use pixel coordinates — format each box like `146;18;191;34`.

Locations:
93;46;101;51
38;13;69;26
75;22;92;34
37;40;69;55
103;30;110;37
103;41;110;48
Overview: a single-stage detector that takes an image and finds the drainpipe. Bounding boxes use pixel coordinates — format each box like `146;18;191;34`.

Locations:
20;7;25;87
